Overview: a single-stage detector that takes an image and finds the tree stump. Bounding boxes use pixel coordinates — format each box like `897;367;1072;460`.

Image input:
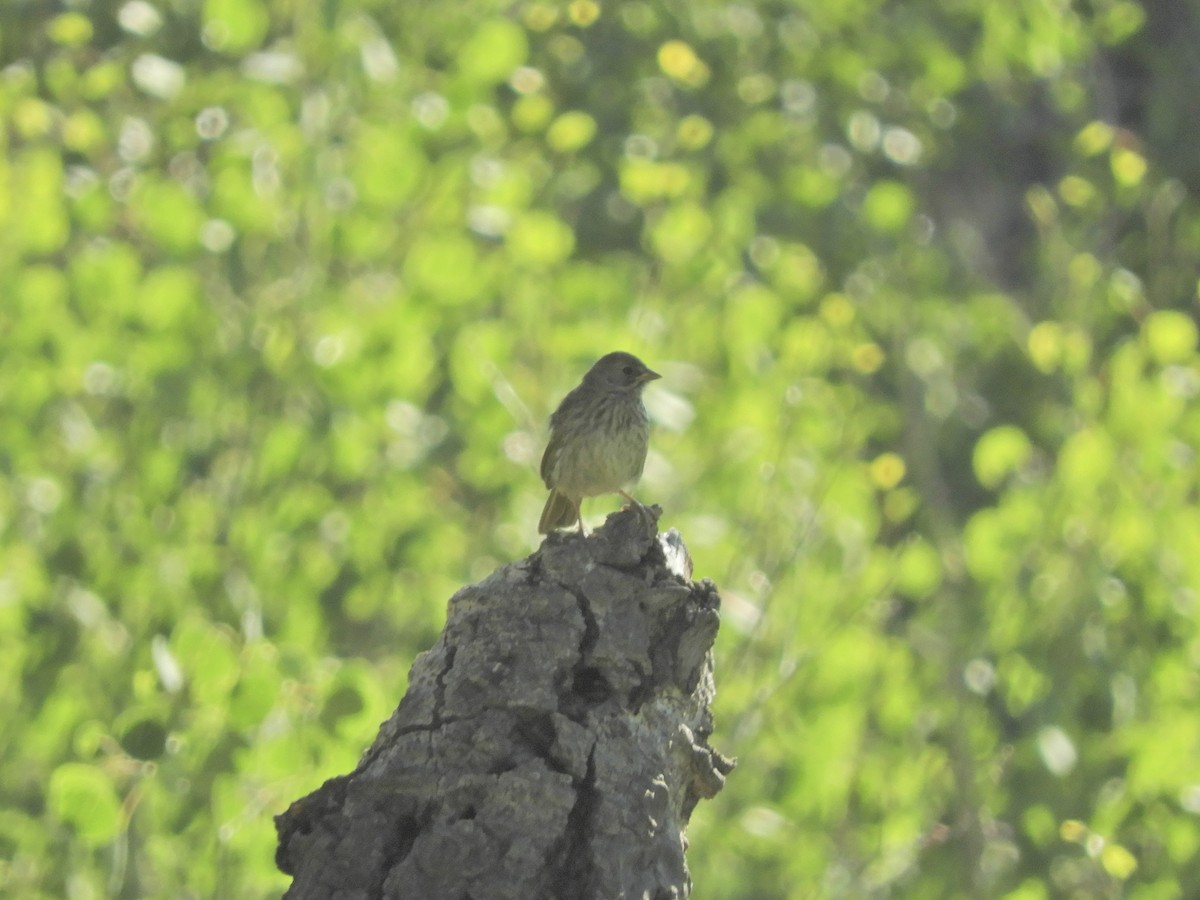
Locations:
275;505;733;899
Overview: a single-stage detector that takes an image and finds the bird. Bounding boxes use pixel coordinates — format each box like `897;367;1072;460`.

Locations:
538;351;661;534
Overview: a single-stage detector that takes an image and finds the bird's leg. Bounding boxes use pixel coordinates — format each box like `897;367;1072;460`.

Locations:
574;499;588;536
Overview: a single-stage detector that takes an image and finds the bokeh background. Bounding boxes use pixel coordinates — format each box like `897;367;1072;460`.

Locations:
3;0;1200;896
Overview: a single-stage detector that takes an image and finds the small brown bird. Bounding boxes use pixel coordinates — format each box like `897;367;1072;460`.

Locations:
538;351;661;534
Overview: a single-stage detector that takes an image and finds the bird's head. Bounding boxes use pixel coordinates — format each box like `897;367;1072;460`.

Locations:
583;351;661;392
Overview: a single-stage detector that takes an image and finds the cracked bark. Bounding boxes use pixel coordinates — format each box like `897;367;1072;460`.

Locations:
275;505;734;900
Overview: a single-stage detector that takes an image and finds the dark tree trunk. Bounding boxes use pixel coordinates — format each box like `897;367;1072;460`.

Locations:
275;506;733;900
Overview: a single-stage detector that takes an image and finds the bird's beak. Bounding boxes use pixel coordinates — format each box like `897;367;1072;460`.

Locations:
639;368;662;383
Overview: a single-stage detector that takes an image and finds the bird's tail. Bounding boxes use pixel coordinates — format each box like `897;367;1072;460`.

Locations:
538;490;579;534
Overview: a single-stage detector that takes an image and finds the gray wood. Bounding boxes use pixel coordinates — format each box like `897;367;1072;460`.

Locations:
276;505;733;899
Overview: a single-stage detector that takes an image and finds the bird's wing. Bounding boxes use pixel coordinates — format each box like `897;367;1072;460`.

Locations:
541;383;582;488
539;428;561;488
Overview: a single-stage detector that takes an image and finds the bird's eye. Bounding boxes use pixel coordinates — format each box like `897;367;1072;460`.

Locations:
622;365;636;377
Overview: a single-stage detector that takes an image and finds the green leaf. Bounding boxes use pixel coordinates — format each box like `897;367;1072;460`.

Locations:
546;111;597;152
131;179;205;254
48;13;94;47
458;19;528;84
203;0;270;53
862;180;914;233
1100;843;1138;880
47;763;122;846
1096;0;1146;44
1057;428;1115;495
404;232;483;303
15;149;70;255
895;537;942;599
507;211;575;267
211;162;276;233
138;266;201;331
351;127;428;207
229;655;280;730
172;618;240;704
70;241;143;322
649;203;712;263
1074;121;1113;156
973;425;1032;489
1143;310;1198;364
725;284;782;356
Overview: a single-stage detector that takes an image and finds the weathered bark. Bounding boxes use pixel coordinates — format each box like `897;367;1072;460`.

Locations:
275;505;733;900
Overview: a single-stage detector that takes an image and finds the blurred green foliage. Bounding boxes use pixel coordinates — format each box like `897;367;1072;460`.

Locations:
2;0;1199;897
